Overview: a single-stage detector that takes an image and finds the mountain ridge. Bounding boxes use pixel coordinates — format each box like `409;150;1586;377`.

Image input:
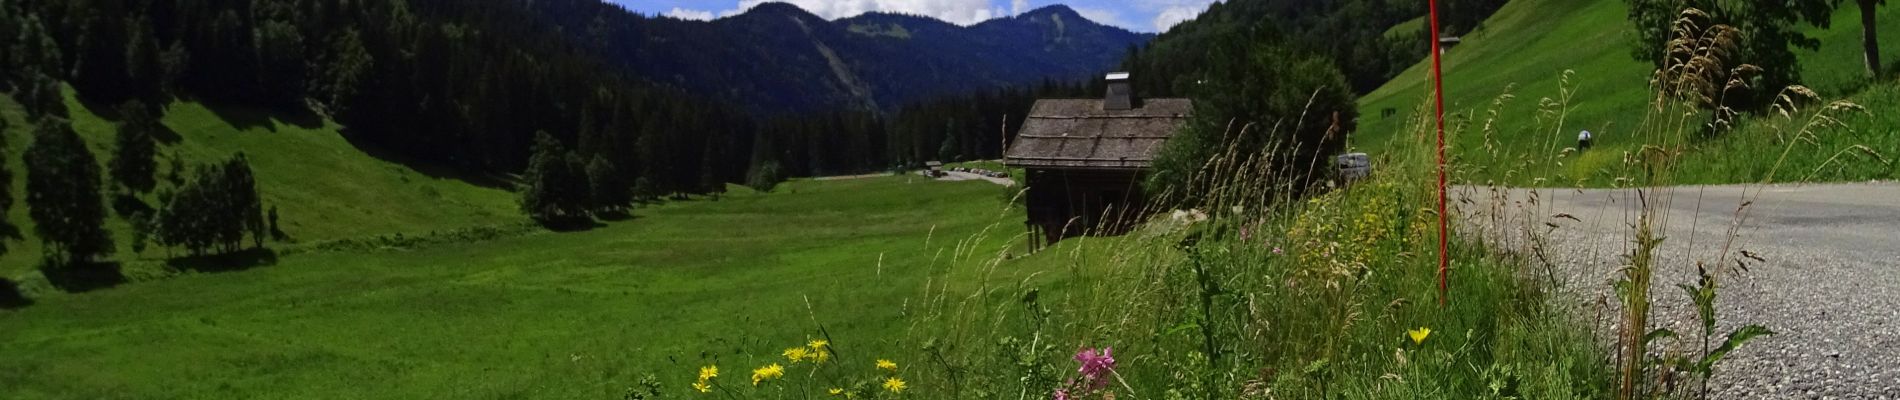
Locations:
582;2;1151;114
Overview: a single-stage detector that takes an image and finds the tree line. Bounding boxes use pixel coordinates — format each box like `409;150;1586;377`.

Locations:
3;0;1110;234
1121;0;1509;98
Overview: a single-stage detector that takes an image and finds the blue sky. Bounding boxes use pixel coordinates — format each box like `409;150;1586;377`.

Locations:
609;0;1220;33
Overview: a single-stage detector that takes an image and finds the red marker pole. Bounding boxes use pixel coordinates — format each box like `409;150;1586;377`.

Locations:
1429;0;1450;306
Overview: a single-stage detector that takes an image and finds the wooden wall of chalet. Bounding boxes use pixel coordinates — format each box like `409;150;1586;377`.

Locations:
1023;167;1150;245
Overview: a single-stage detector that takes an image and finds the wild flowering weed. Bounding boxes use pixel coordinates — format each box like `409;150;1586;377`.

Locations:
1590;6;1871;398
1052;347;1125;400
686;336;909;398
1406;327;1432;346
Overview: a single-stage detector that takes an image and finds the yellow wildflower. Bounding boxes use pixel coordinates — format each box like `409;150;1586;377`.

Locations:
875;359;897;371
784;347;810;362
698;365;718;381
692;380;711;393
828;388;846;396
809;348;831;363
751;363;785;385
883;377;907;393
1408;327;1432;345
808;339;830;350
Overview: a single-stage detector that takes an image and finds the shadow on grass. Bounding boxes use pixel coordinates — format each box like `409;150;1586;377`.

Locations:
201;100;324;133
40;262;126;293
0;278;31;309
113;194;155;219
150;115;183;144
165;248;280;273
338;127;519;190
541;217;607;232
74;94;187;144
595;210;639;222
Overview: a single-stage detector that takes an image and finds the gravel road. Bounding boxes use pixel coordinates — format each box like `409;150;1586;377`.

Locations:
929;170;1017;187
1456;183;1900;399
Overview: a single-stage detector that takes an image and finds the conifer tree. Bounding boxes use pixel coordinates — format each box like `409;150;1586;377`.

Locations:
26;118;114;265
110;100;159;194
0;116;13;257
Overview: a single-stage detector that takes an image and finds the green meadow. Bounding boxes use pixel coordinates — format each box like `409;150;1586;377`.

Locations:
0;174;1041;398
0;92;1064;398
0;93;1608;397
19;0;1894;397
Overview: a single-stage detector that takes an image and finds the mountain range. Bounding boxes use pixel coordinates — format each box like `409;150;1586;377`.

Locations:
569;3;1153;114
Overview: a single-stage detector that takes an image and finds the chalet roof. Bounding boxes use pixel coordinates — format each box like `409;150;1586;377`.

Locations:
1004;98;1192;170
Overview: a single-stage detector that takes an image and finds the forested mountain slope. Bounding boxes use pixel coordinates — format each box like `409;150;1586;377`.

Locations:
1119;0;1508;97
577;3;1151;114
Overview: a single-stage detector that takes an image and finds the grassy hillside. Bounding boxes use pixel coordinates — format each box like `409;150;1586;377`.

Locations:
1355;0;1900;184
0;90;520;277
0;177;1036;398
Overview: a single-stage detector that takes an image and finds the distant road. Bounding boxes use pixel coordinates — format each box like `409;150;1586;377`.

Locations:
809;173;891;181
930;170;1016;187
1458;183;1900;398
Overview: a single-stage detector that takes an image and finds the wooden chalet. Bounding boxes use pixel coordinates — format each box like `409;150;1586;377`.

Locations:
1004;72;1192;247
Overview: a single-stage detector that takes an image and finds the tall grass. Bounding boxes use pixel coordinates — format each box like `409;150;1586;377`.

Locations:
670;6;1884;398
879;87;1613;399
1449;7;1868;400
871;8;1878;400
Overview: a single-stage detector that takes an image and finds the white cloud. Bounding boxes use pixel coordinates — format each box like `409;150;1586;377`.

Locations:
675;0;1220;31
664;7;716;21
1150;5;1200;32
724;0;1005;25
1071;7;1136;31
1133;0;1219;32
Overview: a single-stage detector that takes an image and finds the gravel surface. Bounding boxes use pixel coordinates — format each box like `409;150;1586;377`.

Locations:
929;170;1017;187
1455;183;1900;399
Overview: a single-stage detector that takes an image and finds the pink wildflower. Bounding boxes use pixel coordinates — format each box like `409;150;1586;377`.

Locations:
1073;347;1116;391
1239;226;1252;241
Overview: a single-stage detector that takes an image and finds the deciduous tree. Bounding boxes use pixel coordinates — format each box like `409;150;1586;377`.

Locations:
585;155;629;212
1625;0;1834;110
154;154;267;256
520;132;592;224
1148;34;1356;207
